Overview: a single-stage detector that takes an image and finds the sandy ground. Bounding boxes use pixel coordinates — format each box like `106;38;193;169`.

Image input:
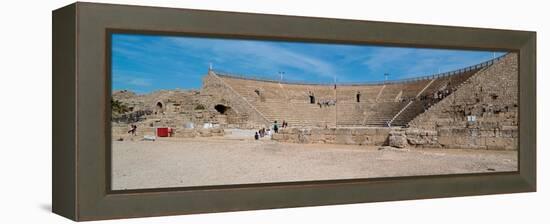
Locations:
112;131;517;190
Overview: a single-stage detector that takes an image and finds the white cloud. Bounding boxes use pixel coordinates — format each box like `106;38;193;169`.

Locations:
361;47;498;79
362;47;414;70
112;71;153;88
111;34;503;87
167;37;338;79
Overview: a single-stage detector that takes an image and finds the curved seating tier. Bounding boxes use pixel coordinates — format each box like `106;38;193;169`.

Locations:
214;65;486;127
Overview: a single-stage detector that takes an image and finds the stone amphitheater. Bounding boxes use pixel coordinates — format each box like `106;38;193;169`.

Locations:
112;53;518;150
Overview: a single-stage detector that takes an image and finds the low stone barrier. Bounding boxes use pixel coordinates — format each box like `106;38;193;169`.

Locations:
388;129;439;148
272;126;516;150
436;126;517;150
172;127;225;138
272;127;397;146
112;124;224;139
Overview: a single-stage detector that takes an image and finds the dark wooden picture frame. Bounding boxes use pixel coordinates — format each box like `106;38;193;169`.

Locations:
52;2;536;221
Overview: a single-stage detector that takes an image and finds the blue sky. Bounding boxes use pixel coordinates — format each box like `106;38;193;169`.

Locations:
112;33;506;93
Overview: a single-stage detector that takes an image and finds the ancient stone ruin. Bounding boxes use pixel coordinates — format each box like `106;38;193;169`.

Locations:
112;53;518;150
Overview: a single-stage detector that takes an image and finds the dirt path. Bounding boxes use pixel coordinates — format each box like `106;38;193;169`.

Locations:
112;137;517;190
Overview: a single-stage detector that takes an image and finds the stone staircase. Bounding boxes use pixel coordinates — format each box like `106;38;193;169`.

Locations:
389;67;485;126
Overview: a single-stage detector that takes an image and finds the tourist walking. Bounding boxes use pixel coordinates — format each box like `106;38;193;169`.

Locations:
128;124;137;136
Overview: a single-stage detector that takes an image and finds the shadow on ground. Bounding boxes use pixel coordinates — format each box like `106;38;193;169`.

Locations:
39;204;51;213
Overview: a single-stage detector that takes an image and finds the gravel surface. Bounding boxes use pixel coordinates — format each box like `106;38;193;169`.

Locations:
112;135;517;190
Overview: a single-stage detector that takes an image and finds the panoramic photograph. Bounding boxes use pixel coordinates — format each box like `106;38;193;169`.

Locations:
110;33;518;190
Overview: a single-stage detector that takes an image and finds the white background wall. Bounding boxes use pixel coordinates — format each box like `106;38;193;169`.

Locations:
0;0;547;223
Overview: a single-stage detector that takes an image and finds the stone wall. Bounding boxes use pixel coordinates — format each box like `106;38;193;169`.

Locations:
385;129;448;149
272;127;397;145
271;126;516;150
112;89;222;126
436;125;517;150
112;71;272;129
408;53;518;150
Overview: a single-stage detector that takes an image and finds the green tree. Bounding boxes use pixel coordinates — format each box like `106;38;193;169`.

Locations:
111;99;130;115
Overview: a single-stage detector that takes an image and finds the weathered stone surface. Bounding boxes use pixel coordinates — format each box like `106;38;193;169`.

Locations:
172;129;196;138
388;131;408;148
485;137;517;150
297;129;311;143
271;133;283;140
359;137;372;146
500;126;518;138
409;53;518;150
272;127;388;146
210;128;225;136
198;129;213;137
404;128;440;147
335;133;355;145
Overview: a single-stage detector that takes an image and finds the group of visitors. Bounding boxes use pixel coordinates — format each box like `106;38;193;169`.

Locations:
254;127;271;140
281;120;288;128
418;87;454;111
419;88;451;101
254;120;289;140
317;99;337;108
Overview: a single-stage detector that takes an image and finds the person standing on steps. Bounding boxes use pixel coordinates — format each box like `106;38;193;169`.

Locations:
273;120;279;134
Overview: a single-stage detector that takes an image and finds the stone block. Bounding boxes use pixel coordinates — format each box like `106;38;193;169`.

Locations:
376;128;392;136
310;128;325;135
438;136;455;146
372;135;388;146
359;137;372;146
437;128;453;136
352;128;369;136
500;126;518;138
173;129;196;138
485;137;517;150
199;130;213;137
335;134;355;145
479;129;496;137
364;128;378;135
271;133;283;140
297;132;310;143
479;121;499;129
335;128;352;135
389;135;408;148
467;128;481;137
388;131;407;148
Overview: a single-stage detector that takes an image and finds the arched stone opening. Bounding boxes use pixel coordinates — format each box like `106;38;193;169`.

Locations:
156;102;163;110
154;102;164;115
214;104;230;114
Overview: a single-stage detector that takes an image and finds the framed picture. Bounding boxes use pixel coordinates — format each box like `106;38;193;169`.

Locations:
52;2;536;221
